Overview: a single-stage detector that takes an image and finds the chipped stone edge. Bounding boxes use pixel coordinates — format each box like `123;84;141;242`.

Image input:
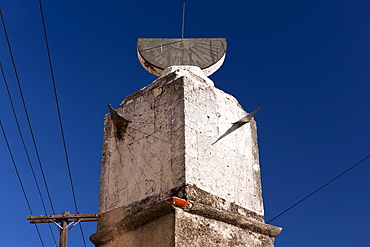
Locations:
185;202;282;238
185;185;265;223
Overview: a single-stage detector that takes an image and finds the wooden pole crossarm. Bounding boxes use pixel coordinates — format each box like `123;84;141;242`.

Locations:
27;213;98;224
26;211;98;247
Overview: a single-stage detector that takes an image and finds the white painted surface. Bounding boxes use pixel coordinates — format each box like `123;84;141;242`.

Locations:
99;66;264;216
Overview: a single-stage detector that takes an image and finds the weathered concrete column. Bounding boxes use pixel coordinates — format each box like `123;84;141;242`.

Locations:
90;66;281;246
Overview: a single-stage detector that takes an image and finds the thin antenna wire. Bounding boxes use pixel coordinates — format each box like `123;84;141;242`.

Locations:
182;2;185;39
37;1;87;246
1;121;45;247
1;63;57;245
267;154;370;224
0;8;56;214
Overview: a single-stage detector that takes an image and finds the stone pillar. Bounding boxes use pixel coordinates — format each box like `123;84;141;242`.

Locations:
90;66;281;246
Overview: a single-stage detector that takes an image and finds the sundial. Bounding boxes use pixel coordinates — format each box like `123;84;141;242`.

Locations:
137;38;227;76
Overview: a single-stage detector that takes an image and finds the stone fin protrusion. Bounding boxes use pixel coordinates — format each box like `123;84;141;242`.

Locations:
233;105;262;124
108;104;131;139
108;104;131;124
212;106;262;145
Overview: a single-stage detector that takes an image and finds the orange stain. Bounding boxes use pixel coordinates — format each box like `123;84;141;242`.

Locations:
166;197;189;208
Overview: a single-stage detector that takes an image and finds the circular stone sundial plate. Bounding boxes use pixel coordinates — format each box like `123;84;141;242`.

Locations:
137;38;227;76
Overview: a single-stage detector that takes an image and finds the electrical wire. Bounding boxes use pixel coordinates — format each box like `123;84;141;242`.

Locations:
0;63;57;245
0;121;45;247
37;1;87;246
0;8;56;214
267;154;370;224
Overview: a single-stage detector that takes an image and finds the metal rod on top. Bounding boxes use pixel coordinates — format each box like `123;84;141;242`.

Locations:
182;2;185;39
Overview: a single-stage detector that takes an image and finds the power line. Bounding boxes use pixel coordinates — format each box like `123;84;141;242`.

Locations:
0;63;57;245
37;1;87;246
0;8;56;214
267;154;370;224
0;121;45;247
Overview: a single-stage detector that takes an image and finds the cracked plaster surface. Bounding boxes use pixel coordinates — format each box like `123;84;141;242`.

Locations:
99;66;263;216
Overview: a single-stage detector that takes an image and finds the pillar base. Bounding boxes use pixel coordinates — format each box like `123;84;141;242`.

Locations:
90;188;281;247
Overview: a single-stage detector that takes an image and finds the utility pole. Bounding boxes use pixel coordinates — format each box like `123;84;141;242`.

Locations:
27;211;98;247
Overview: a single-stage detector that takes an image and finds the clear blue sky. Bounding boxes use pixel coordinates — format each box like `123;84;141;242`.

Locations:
1;1;369;246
